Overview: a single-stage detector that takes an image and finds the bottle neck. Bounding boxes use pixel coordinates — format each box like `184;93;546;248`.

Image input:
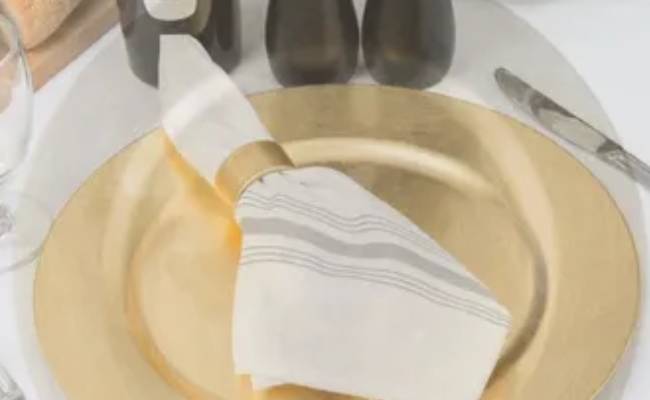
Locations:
144;0;198;21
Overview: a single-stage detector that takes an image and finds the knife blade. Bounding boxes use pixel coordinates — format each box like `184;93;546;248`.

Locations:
495;67;650;189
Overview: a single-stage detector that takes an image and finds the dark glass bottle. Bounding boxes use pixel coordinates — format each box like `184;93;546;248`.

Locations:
266;0;359;87
117;0;241;86
362;0;455;89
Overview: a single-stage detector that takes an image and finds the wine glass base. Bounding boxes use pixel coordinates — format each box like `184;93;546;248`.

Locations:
1;363;23;400
0;193;51;273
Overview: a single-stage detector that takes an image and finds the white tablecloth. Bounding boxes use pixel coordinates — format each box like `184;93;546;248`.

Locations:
1;1;649;399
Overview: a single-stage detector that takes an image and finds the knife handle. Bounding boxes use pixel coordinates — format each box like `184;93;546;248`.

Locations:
600;147;650;190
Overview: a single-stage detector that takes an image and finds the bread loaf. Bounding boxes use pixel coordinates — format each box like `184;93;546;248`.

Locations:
1;0;84;49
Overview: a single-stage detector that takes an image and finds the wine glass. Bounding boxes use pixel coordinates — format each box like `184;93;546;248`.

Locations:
0;13;50;272
0;363;22;400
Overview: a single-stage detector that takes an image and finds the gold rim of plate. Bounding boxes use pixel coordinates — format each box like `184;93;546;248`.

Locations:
34;85;640;400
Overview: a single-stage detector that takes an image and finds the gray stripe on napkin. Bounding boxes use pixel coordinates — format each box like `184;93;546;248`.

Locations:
240;196;448;260
242;246;509;323
240;217;492;299
240;191;446;257
240;251;508;327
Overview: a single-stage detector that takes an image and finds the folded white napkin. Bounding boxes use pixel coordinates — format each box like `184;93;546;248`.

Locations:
159;35;510;400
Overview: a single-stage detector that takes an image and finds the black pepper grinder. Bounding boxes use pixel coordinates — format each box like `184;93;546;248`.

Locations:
362;0;455;89
117;0;242;86
265;0;360;87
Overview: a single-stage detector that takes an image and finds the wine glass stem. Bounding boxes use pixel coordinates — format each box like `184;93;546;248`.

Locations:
0;205;14;237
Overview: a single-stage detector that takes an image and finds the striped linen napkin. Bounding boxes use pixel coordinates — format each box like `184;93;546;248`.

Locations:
159;35;510;400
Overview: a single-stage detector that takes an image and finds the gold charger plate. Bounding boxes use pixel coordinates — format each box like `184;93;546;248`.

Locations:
35;86;639;400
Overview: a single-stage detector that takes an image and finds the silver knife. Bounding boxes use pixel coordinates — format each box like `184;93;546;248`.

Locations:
495;67;650;189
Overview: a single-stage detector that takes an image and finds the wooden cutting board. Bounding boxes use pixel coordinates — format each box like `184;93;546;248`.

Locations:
27;0;118;89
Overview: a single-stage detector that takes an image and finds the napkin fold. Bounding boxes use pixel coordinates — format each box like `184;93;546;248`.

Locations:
159;35;510;400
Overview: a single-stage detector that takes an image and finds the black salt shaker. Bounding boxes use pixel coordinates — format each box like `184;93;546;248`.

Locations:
117;0;241;86
265;0;360;87
362;0;455;89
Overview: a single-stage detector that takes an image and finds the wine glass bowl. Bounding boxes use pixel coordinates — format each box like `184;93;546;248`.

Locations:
0;14;51;273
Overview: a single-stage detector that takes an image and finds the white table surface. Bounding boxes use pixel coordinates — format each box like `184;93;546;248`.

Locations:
2;0;649;399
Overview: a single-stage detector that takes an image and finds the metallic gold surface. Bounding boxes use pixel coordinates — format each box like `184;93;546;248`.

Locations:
34;85;639;400
215;140;294;205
